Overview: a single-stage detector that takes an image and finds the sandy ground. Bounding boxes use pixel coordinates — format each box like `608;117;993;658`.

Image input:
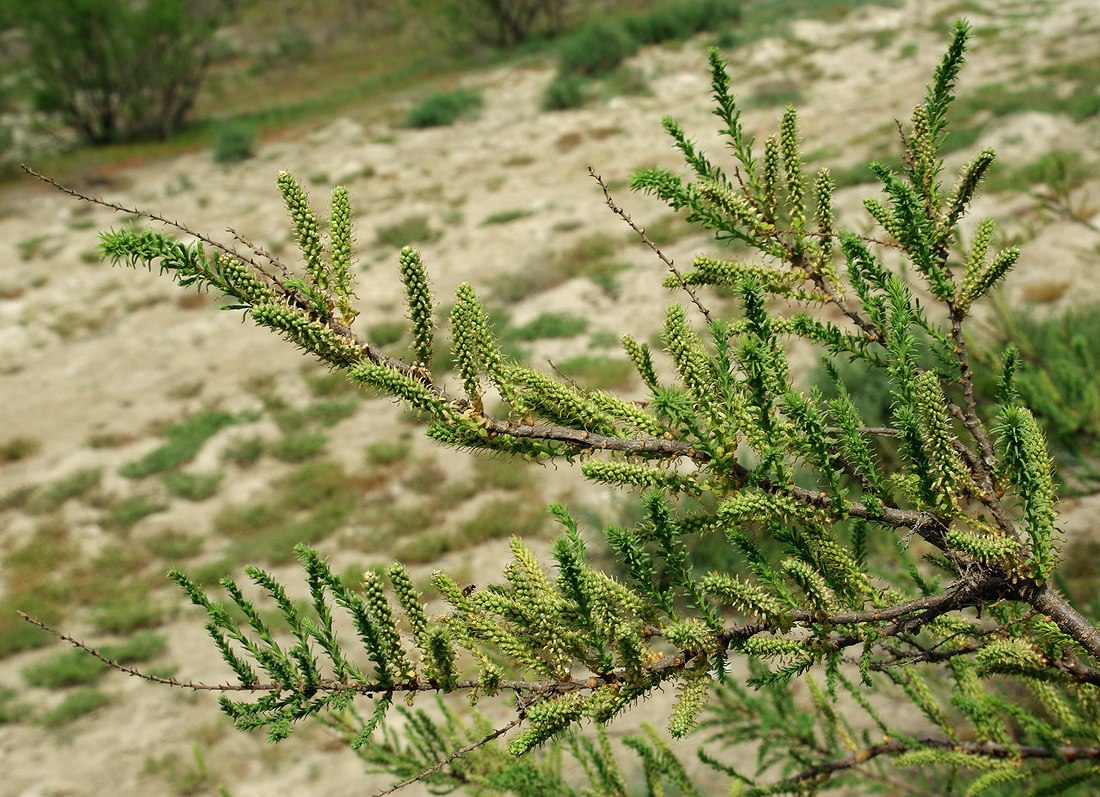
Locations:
2;0;1100;794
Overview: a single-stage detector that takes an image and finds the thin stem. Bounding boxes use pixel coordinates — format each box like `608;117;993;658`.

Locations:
371;716;524;796
589;167;715;326
770;738;1100;791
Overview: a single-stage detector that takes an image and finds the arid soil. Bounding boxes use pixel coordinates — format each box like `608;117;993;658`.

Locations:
2;1;1099;794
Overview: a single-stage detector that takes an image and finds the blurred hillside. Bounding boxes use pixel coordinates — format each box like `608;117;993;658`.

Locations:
1;1;1098;795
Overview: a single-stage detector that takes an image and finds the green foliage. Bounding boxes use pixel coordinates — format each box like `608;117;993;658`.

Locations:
35;21;1100;797
410;0;565;47
23;650;107;688
0;686;28;724
211;119;256;164
164;471;224;501
541;74;588;110
101;494;168;531
90;592;167;634
365;440;412;467
622;0;740;44
7;0;237;144
405;88;484;128
503;312;588;341
269;431;328;462
120;410;240;479
222;435;264;467
27;467;102;513
0;436;40;463
557;21;638;78
38;688;110;727
376;216;439;248
100;632;168;664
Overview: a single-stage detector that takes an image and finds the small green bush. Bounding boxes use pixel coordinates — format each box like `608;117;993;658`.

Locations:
269;431;327;462
456;498;544;545
474;456;534;491
90;592;166;634
222;435;264;467
279;460;360;512
622;0;741;44
214;502;282;538
0;436;41;464
11;0;236;144
558;21;638;77
99;631;168;664
365;440;412;467
541;74;589;110
0;686;27;724
23;650;107;688
29;467;102;513
163;471;223;501
0;593;62;659
491;234;626;302
120;410;239;478
301;399;359;428
211;119;256;164
600;66;652;100
101;494;168;531
556;355;636;391
368;320;408;347
303;370;359;397
375;215;439;248
505;312;589;341
983;149;1091;195
38;688;109;727
481;208;536;226
405;88;484;128
146;529;204;560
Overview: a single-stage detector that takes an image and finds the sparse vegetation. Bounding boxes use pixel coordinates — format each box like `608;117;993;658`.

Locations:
99;631;168;665
541;74;588;110
6;9;1100;797
101;494;168;531
38;688;110;727
491;233;629;301
375;215;439;248
555;354;635;391
23;651;107;688
90;591;167;635
163;471;224;502
503;312;588;341
268;431;327;463
0;437;41;464
405;88;484;128
368;320;408;347
146;530;204;561
28;468;102;513
481;208;535;226
558;21;639;78
221;435;264;468
211;119;256;164
120;410;239;479
365;440;412;467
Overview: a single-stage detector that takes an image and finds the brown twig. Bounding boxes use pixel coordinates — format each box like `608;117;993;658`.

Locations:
589;167;715;326
18;612;591;696
227;226;289;279
768;738;1100;792
22;164;260;272
371;716;524;796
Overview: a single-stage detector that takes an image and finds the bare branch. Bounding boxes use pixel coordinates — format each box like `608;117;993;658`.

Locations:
769;738;1100;791
589;167;715;326
372;716;525;796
